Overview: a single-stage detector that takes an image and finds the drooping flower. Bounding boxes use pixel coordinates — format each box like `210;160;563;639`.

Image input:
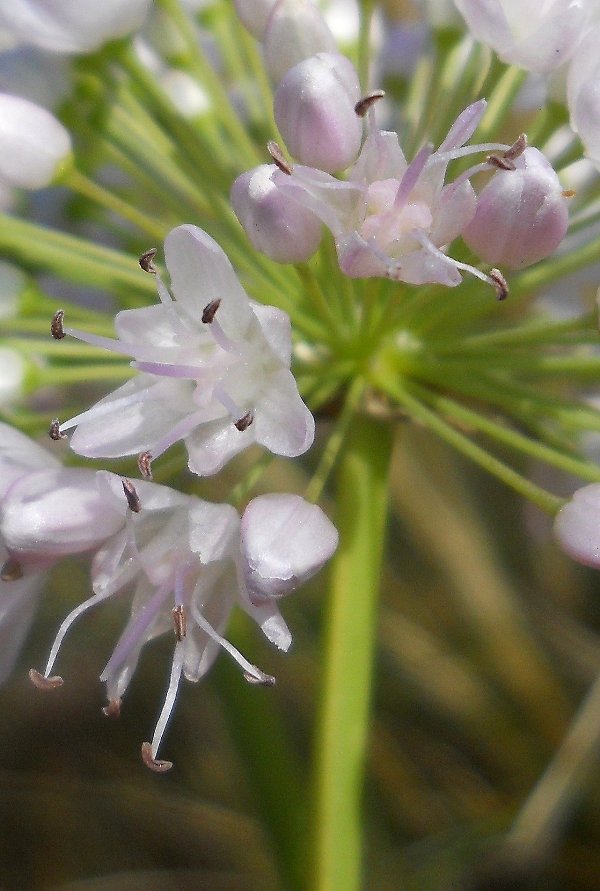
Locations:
0;0;153;55
453;0;591;74
19;467;337;770
0;92;72;189
53;225;315;478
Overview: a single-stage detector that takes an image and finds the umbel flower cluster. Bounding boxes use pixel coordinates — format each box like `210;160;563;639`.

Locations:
5;0;600;885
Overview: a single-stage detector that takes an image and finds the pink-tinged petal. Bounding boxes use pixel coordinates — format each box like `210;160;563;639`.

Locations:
350;130;407;184
240;493;338;600
397;247;463;287
1;468;126;568
554;485;600;568
275;165;363;235
437;100;487;152
67;375;195;458
0;561;44;683
253;368;315;458
263;0;337;83
0;421;60;499
164;224;253;341
251;301;292;366
336;231;390;278
430;180;477;246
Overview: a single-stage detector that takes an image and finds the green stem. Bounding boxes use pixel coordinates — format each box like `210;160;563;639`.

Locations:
376;378;563;515
64;168;168;240
312;416;394;891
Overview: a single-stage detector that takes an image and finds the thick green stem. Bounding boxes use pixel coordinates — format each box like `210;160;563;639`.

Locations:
312;416;394;891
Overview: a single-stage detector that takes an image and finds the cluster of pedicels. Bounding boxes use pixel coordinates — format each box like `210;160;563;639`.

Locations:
0;223;338;771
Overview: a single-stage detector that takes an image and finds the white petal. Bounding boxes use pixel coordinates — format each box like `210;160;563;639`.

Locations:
253;368;315;458
554;484;600;568
0;421;60;500
0;93;71;189
68;375;195;458
164;224;253;341
250;301;292;366
185;417;254;476
0;0;152;54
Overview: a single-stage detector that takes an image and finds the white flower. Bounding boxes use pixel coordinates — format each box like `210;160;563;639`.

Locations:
0;0;152;55
554;483;600;567
23;469;337;770
567;23;600;167
56;225;315;477
0;92;71;189
453;0;591;74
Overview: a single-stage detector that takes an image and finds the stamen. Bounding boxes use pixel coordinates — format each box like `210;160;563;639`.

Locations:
138;451;153;479
43;589;117;678
487;154;516;171
267;140;293;175
489;268;509;301
504;133;527;161
141;740;173;773
122;478;141;513
59;386;153;435
48;419;66;441
1;555;23;581
172;604;187;642
102;698;122;718
189;600;276;686
146;641;185;768
139;248;157;274
354;90;385;118
29;668;63;689
202;299;221;324
51;309;65;339
234;411;254;432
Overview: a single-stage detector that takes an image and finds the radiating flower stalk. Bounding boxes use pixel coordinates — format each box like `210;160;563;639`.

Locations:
3;0;600;889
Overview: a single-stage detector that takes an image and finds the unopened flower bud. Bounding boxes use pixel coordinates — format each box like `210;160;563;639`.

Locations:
231;164;322;263
234;0;276;39
0;93;72;189
554;484;600;569
263;0;337;84
274;53;362;173
567;25;600;168
240;493;338;601
462;147;568;269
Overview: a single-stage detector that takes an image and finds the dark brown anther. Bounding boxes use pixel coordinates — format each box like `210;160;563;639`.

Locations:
139;248;158;274
138;451;153;480
490;268;509;301
1;555;23;581
243;669;276;686
354;89;385;117
234;411;254;432
51;309;65;339
102;698;122;718
503;133;527;161
141;741;173;773
487;154;516;171
29;668;64;690
122;478;141;513
48;419;66;441
201;299;221;324
267;140;293;175
172;605;187;642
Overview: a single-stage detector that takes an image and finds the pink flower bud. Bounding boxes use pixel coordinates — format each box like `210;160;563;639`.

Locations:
234;0;276;39
264;0;338;83
240;493;338;602
554;484;600;569
231;164;322;263
462;147;568;269
274;52;362;173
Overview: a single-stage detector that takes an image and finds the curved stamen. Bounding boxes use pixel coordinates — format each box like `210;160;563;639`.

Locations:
147;640;185;766
43;588;118;679
189;599;275;686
